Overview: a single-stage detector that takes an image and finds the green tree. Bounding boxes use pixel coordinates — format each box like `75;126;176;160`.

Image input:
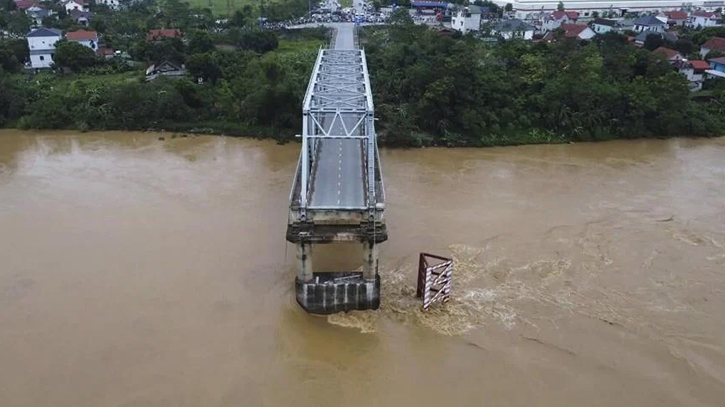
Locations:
643;33;663;51
238;30;278;54
372;0;381;11
674;38;695;56
388;8;414;25
0;43;19;72
53;40;98;72
557;1;564;11
230;10;246;27
505;3;513;12
187;29;215;54
186;52;222;84
6;10;30;34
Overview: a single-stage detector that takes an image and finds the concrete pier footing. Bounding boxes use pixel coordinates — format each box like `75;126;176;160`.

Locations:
293;236;383;313
296;273;380;314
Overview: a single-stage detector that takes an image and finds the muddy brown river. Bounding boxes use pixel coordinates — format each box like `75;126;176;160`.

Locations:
1;130;724;407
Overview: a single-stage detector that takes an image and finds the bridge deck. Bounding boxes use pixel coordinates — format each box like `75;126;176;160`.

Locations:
308;23;367;210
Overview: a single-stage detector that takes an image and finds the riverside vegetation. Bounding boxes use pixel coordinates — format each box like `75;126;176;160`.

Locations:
2;4;725;146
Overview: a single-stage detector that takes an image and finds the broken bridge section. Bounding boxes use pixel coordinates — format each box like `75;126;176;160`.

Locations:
287;25;387;315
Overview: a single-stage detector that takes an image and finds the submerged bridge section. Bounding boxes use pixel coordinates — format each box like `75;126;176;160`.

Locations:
287;24;387;314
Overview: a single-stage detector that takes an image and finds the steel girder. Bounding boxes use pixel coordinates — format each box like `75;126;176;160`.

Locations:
298;48;377;212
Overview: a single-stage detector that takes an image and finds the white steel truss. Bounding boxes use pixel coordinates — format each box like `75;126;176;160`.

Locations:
298;48;377;213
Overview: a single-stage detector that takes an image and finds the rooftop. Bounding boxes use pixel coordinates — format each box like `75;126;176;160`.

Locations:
494;19;535;32
634;15;665;26
593;18;617;27
652;46;681;59
702;37;725;51
560;23;589;37
26;27;62;38
66;30;97;41
708;56;725;64
664;11;687;20
551;11;579;20
147;29;182;41
689;60;711;70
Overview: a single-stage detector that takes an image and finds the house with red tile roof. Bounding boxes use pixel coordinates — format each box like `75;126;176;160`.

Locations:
543;23;595;41
664;11;688;26
652;46;683;62
700;37;725;58
690;11;720;29
147;29;183;42
542;11;579;32
14;0;38;10
674;59;711;91
65;29;98;51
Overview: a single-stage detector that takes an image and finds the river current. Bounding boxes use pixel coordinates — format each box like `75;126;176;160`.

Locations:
1;130;724;406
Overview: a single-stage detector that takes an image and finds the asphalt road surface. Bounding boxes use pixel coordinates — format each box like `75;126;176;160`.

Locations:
309;23;366;208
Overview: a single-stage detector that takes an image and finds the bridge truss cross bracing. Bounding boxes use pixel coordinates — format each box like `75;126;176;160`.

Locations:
299;48;378;215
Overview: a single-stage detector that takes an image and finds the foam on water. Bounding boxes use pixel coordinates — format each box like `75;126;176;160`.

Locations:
328;244;534;335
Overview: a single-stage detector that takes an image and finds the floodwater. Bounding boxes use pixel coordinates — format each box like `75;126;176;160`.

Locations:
1;130;724;407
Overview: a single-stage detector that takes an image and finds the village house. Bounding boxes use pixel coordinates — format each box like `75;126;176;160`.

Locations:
70;10;92;27
491;19;535;40
543;23;595;41
451;5;482;34
708;56;725;72
26;27;62;69
95;0;120;9
14;0;38;11
652;46;683;62
592;18;618;34
147;29;183;42
663;10;688;27
700;37;725;58
634;30;678;46
633;15;666;33
145;60;186;81
25;4;53;26
61;0;88;13
690;11;719;28
65;30;98;51
542;11;579;32
673;59;710;90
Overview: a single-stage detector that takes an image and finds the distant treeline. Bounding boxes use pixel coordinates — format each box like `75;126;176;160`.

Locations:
362;13;725;147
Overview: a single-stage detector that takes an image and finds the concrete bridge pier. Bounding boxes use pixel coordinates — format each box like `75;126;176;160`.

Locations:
296;242;313;282
362;241;379;280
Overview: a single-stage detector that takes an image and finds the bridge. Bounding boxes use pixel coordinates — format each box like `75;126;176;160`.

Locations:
286;23;387;314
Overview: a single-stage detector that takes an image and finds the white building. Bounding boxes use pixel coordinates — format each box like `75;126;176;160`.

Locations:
452;6;482;34
690;11;719;28
95;0;120;8
65;30;98;51
491;1;722;20
26;27;62;69
592;18;618;33
62;0;87;13
492;19;536;40
542;11;579;32
633;15;666;32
